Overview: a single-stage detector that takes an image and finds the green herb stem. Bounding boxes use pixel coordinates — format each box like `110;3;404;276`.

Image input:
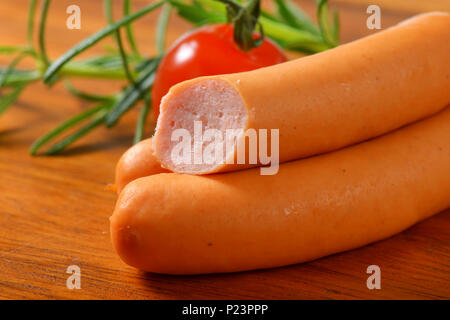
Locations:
134;92;151;144
317;0;339;47
6;0;340;156
64;80;114;102
30;101;111;155
59;63;136;79
38;0;51;67
27;0;38;48
274;0;319;35
0;69;40;87
0;82;28;116
156;4;172;55
0;52;30;89
123;0;141;58
260;16;329;52
43;111;108;155
105;58;160;127
104;0;135;84
43;0;164;83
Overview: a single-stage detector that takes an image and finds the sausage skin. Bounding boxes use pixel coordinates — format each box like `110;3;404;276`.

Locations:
111;107;450;274
115;138;169;193
153;12;450;174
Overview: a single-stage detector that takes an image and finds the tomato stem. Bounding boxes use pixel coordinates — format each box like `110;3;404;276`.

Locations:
218;0;264;51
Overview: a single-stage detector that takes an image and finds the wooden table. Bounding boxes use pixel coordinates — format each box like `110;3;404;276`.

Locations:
0;0;449;299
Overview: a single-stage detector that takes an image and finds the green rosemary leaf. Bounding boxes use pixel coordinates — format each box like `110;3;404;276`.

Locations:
69;55;142;71
102;45;120;54
156;4;172;55
194;0;226;13
317;0;338;47
0;68;40;87
169;0;219;24
134;92;151;144
43;0;164;83
105;58;160;127
75;55;122;66
260;9;283;23
27;0;38;48
333;9;340;44
260;16;327;52
64;80;114;102
274;0;319;35
44;110;108;155
0;52;30;89
38;0;51;66
58;63;130;79
115;32;135;84
104;0;135;84
135;57;160;72
0;82;28;116
123;0;141;58
30;101;111;155
0;46;26;55
284;41;326;54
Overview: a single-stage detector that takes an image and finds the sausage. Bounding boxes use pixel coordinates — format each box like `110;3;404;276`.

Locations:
153;12;450;174
115;138;169;193
111;106;450;274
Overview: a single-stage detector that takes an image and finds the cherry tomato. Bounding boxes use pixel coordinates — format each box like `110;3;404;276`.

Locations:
151;24;287;119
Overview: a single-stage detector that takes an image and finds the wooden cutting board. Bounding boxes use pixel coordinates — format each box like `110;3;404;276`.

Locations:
0;0;449;299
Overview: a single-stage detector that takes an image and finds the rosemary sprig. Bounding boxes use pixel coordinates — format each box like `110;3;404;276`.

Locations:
42;0;164;83
42;108;111;155
168;0;225;25
171;0;335;52
317;0;339;47
30;102;112;155
0;0;39;116
0;0;339;155
0;68;40;86
123;0;141;58
0;82;28;116
105;57;160;127
134;92;151;144
27;0;38;48
274;0;319;35
38;0;51;67
0;46;29;55
104;0;136;84
64;80;114;102
156;3;172;55
28;1;164;154
0;52;30;89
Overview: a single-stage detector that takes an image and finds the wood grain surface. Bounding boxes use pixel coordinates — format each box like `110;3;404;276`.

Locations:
0;0;449;299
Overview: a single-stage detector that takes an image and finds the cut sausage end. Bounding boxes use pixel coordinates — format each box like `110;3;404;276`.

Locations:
153;78;248;174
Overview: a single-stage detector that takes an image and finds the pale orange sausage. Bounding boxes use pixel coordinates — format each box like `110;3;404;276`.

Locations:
153;12;450;174
111;107;450;275
115;138;169;193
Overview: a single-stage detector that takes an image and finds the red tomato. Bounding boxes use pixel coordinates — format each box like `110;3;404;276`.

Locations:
151;24;287;119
